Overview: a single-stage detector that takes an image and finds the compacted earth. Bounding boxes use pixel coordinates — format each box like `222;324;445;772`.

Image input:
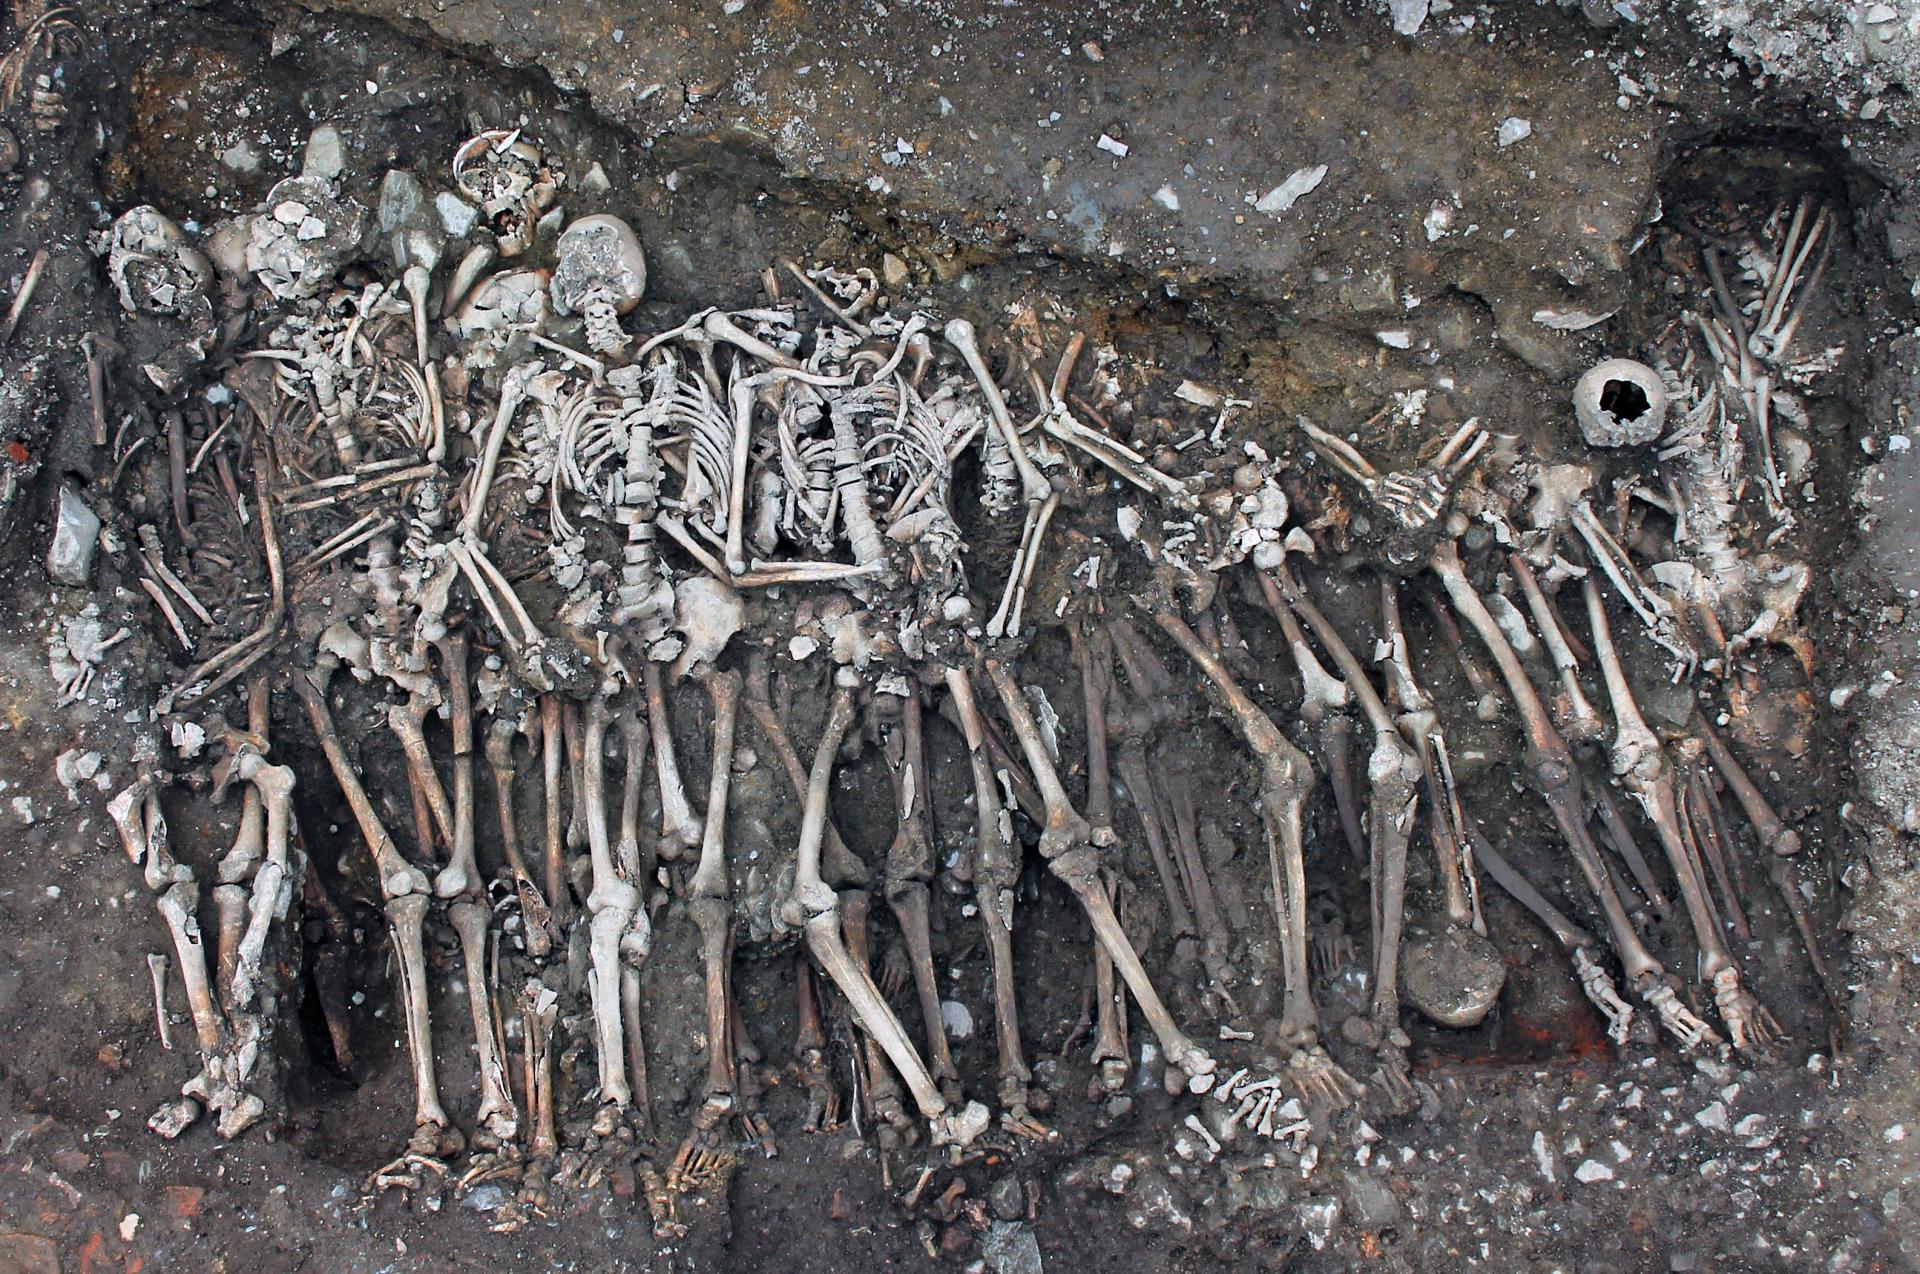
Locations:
0;0;1918;1270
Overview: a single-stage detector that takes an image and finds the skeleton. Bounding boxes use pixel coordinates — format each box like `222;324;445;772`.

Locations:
778;667;988;1146
294;671;461;1186
1269;569;1423;1108
92;133;1844;1221
1581;576;1782;1056
1297;412;1488;569
1147;603;1358;1108
1428;540;1717;1050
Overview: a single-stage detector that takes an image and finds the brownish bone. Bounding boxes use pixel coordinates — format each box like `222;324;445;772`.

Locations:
1163;773;1235;981
1589;778;1672;920
1284;576;1420;1080
1686;767;1751;941
944;664;1036;1118
1148;610;1318;1038
1583;575;1777;1055
1106;614;1181;730
293;675;449;1138
840;888;909;1136
1070;622;1118;848
688;669;743;1109
390;687;454;853
485;718;558;958
643;659;704;859
742;655;870;887
1420;588;1502;717
1463;823;1593;951
1321;714;1369;865
563;699;589;856
785;678;957;1135
879;690;959;1095
1698;722;1803;857
791;958;841;1131
1088;873;1129;1093
1112;737;1195;937
984;657;1215;1088
539;694;572;926
1695;762;1753;903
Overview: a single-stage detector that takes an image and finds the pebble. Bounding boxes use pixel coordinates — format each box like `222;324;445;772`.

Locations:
1255;164;1327;214
1696;1102;1730;1133
1297;1197;1341;1250
47;482;101;587
1389;0;1430;35
979;1220;1042;1274
1096;134;1129;158
302;124;345;182
460;1183;509;1212
940;999;974;1039
1498;116;1533;147
989;1174;1025;1221
1574;1159;1615;1184
881;252;910;288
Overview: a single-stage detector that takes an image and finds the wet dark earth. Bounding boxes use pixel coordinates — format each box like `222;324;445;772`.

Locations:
1;1;1919;1271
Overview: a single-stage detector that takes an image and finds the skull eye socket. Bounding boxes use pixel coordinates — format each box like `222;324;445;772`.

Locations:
1598;377;1652;422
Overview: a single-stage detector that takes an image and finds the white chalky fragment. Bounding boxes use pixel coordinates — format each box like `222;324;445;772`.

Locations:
1255;164;1327;214
1574;1159;1615;1184
1096;134;1129;157
1497;117;1533;147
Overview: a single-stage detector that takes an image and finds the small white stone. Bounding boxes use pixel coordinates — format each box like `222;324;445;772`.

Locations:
1888;434;1910;452
1696;1101;1731;1133
1497;117;1533;147
120;1214;140;1242
1153;185;1180;211
939;999;974;1039
1096;133;1130;157
788;635;819;661
1574;1159;1615;1184
1532;1130;1556;1183
435;193;478;239
1255;164;1327;214
1376;329;1412;349
1886;1123;1907;1143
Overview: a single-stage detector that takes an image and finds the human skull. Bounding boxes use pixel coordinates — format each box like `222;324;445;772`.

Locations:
453;129;564;259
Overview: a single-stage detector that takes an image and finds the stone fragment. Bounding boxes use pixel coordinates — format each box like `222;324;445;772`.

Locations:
47;482;100;586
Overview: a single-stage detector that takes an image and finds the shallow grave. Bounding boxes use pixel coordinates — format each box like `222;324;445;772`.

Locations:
1;1;1918;1269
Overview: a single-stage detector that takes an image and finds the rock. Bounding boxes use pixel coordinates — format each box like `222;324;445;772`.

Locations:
1695;1101;1731;1132
460;1182;510;1211
979;1220;1043;1274
1338;1166;1402;1229
1401;924;1506;1027
1297;1197;1341;1250
1388;0;1429;35
436;192;479;239
1255;164;1327;215
989;1173;1025;1221
940;998;974;1039
1574;1158;1615;1183
376;169;429;236
881;252;910;288
302;123;346;181
1498;117;1533;147
1124;1171;1191;1232
47;482;101;586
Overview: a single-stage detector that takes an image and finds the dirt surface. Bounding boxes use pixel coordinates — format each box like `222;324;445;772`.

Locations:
1;0;1918;1271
